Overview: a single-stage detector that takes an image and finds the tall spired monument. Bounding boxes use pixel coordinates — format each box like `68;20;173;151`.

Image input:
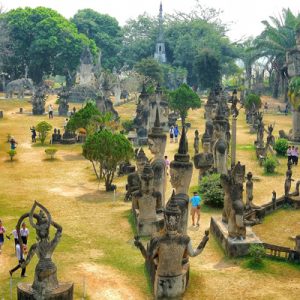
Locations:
154;2;167;64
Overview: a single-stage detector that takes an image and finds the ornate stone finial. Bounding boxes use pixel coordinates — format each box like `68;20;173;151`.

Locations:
148;107;166;138
141;162;154;180
140;83;148;98
173;126;190;163
137;148;148;162
165;191;181;216
154;107;160;128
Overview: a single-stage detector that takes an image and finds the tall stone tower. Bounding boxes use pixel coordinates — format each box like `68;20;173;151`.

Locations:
154;2;167;64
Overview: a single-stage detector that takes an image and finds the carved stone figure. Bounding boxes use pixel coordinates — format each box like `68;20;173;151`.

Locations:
148;108;167;205
32;86;47;115
194;142;214;183
57;88;70;116
134;197;209;299
51;129;62;144
96;94;119;120
132;163;163;236
266;124;275;146
284;166;294;198
245;172;254;210
75;47;96;86
6;78;34;99
16;201;73;299
169;126;193;233
193;130;200;154
256;112;265;147
125;148;148;201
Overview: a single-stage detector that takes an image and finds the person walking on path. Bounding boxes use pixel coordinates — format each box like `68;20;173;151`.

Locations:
291;146;296;165
30;126;37;143
9;241;26;277
190;191;201;227
164;155;170;175
174;124;180;143
10;137;17;150
48;104;54;119
287;146;292;164
20;222;29;245
169;126;174;143
0;220;6;254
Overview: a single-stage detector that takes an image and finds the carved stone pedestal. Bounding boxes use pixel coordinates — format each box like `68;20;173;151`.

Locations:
17;282;73;300
134;210;164;237
210;217;262;257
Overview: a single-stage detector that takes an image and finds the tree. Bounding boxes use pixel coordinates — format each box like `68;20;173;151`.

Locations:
36;121;52;145
71;9;122;70
134;58;163;83
168;83;201;126
83;130;134;191
3;7;96;84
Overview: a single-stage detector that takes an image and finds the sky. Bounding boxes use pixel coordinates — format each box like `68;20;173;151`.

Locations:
1;0;300;41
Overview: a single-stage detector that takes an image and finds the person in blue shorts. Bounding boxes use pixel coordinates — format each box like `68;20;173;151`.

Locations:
190;191;201;227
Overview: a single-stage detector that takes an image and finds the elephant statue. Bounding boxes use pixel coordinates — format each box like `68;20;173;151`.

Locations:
5;78;34;99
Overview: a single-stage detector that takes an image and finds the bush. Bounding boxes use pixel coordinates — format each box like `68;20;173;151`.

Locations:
36;121;53;145
274;138;289;156
7;149;16;161
122;120;134;133
198;173;224;208
249;244;265;264
244;93;262;110
263;156;277;174
45;147;58;160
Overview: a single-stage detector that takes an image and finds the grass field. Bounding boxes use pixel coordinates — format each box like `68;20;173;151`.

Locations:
0;94;300;299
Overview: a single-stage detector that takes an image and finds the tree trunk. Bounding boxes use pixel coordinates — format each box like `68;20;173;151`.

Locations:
91;161;100;180
272;71;280;99
245;64;252;90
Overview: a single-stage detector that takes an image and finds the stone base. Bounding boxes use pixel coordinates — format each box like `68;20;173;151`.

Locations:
210;217;262;257
135;211;164;237
17;282;73;300
60;138;76;144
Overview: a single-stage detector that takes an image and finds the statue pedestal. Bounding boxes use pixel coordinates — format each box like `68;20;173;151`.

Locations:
134;210;164;237
17;282;73;300
292;110;300;142
210;217;262;257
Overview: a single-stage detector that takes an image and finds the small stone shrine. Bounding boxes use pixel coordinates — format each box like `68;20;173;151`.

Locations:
51;128;62;144
16;201;73;300
134;197;209;299
32;86;47;115
132;162;164;236
148;108;167;205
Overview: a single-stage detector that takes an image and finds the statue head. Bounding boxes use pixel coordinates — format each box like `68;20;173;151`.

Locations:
140;162;154;194
195;130;199;138
164;191;181;233
136;148;148;174
246;172;253;181
148;108;167;156
203;142;210;153
170;127;193;193
232;161;245;184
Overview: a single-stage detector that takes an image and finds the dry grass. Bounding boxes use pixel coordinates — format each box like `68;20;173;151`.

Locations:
0;96;300;299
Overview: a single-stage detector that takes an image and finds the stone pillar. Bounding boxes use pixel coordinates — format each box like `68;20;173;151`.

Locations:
0;111;3;118
295;235;300;253
292;110;300;142
231;116;237;168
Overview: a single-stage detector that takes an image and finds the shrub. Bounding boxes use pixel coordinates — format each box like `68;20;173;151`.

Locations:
263;156;277;174
249;244;265;264
7;149;16;161
274;138;289;156
36;121;53;145
45;148;58;160
244;93;262;110
122;120;134;133
198;173;224;208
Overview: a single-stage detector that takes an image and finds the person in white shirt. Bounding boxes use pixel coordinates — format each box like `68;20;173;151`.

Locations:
48;104;54;119
9;241;26;277
20;222;29;245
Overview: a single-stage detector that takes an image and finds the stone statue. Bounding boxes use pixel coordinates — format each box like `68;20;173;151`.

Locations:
125;148;148;201
245;172;254;210
266;124;275;146
148;108;167;205
194;142;214;183
32;86;47;115
58;88;70;116
134;197;209;299
284;166;294;199
51;129;62;144
6;78;34;99
193;130;200;154
16;201;73;299
169;126;193;233
132;162;163;236
256;112;265;147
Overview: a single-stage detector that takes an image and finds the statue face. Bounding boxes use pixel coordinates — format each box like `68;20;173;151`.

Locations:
136;160;147;173
165;214;180;232
170;168;181;189
141;177;153;194
148;138;160;155
37;224;49;239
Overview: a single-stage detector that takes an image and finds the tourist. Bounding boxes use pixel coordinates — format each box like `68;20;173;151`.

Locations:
291;145;296;165
10;137;17;150
164;155;170;175
9;240;26;277
295;147;299;166
264;102;268;113
10;226;19;245
0;220;5;254
48;104;54;119
190;191;201;227
174;125;180;143
169;126;174;143
20;222;29;245
287;146;292;164
30;126;37;143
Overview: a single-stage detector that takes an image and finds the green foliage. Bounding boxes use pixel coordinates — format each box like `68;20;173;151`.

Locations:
7;149;16;161
198;173;224;208
244;93;262;110
274;138;289;156
249;244;265;264
67;102;100;132
263;156;278;174
134;58;163;83
122;120;134;133
288;76;300;109
83;130;134;191
71;9;122;69
45;147;58;160
168;83;201;124
36;121;52;145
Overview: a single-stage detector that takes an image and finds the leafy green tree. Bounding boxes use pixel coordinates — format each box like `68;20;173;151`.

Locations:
4;7;96;84
71;9;122;69
134;57;163;83
274;138;289;156
36;121;52;145
83;130;134;191
45;147;58;160
168;83;201;126
244;93;262;110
